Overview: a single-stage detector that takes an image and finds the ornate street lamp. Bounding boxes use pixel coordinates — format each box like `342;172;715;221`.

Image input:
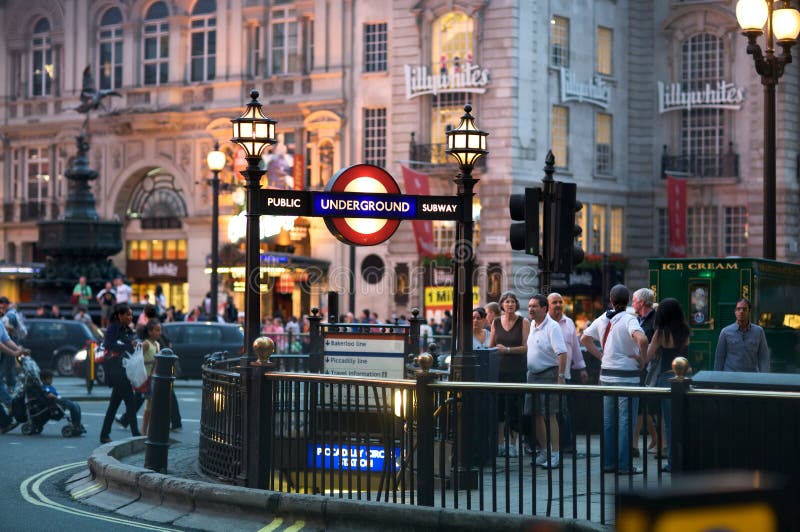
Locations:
445;104;488;486
206;143;226;323
736;0;800;259
445;104;487;383
231;90;277;362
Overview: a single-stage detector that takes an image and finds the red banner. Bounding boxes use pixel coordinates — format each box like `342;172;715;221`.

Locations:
292;153;305;190
667;175;687;257
401;166;436;257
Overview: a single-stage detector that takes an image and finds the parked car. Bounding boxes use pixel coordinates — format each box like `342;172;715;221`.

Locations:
22;319;103;376
162;322;244;378
71;341;107;385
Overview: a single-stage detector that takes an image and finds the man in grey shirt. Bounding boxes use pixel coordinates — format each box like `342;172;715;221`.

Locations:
714;298;769;372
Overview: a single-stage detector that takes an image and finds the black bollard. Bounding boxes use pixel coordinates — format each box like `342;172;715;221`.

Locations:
144;348;178;473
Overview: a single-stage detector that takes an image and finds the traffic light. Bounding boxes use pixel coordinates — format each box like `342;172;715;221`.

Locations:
509;187;540;256
551;181;584;273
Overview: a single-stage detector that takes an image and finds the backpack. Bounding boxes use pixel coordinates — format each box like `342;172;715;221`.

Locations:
6;308;27;340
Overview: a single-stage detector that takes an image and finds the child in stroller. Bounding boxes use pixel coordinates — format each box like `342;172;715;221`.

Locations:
11;355;85;437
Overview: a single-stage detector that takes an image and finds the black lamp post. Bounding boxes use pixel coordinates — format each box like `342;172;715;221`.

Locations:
737;0;800;259
445;104;488;383
206;143;226;323
445;104;488;486
230;90;277;362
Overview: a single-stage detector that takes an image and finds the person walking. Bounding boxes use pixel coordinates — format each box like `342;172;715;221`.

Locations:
580;284;648;475
526;294;568;469
0;296;25;391
137;319;161;435
714;297;769;372
489;291;530;456
99;303;141;443
113;277;133;304
645;297;690;472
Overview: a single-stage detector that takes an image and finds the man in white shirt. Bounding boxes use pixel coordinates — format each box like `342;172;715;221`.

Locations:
526;294;568;468
548;292;587;453
580;284;647;475
113;277;133;304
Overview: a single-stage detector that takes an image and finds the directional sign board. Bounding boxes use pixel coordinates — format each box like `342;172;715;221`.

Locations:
253;164;461;246
323;332;406;379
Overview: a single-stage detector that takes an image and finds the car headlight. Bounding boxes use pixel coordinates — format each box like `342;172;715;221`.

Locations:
74;349;88;362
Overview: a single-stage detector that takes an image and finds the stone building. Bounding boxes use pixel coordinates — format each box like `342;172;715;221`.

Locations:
0;0;796;325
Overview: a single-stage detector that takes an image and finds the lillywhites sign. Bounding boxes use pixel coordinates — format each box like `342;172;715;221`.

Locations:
658;81;745;113
148;261;179;277
560;68;610;109
404;63;490;99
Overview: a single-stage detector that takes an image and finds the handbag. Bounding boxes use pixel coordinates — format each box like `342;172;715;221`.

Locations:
70;293;79;305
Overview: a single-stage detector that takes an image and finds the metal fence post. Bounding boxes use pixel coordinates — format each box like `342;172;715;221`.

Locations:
408;307;423;356
247;337;276;489
144;348;178;473
308;307;323;372
415;350;435;506
669;357;692;474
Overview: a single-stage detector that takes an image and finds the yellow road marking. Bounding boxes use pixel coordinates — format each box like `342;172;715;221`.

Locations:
71;481;104;499
283;520;306;532
258;517;284;531
21;462;180;531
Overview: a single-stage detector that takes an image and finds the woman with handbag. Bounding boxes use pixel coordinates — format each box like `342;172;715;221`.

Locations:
645;298;690;472
99;303;142;443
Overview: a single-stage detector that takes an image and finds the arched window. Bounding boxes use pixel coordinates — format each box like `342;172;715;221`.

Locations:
681;34;725;177
430;12;474;163
190;0;217;82
31;17;53;96
127;172;187;229
143;2;169;85
98;7;123;90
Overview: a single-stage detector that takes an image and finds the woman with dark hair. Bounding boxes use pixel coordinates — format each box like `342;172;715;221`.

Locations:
646;297;690;472
472;307;489;349
99;303;141;443
489;291;530;457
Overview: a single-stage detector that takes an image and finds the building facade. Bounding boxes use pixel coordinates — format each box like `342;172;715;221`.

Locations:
0;0;797;325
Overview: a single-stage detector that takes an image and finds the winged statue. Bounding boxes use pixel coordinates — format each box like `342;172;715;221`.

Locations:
75;66;121;129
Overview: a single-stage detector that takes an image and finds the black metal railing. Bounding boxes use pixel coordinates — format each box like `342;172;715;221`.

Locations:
661;146;739;179
198;358;244;482
199;364;800;526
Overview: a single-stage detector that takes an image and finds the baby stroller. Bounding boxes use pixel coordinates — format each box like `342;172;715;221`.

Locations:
10;355;82;437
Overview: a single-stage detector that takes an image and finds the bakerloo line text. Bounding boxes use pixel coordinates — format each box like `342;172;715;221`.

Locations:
315;445;391;468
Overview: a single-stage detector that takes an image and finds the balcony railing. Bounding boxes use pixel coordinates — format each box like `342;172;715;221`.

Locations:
661;144;739;179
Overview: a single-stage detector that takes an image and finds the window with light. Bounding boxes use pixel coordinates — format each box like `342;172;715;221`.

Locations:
31;18;53;97
597;27;612;75
550;16;570;67
551;105;569;168
595;113;612;174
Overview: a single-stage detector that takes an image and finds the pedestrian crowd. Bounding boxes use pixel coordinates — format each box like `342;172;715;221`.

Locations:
464;284;770;476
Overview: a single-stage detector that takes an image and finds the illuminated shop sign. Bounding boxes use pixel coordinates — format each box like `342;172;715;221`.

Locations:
308;444;401;472
404;63;490;99
657;81;745;114
559;68;610;109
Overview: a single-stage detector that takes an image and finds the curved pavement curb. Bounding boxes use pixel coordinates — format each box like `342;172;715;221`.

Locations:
70;437;608;531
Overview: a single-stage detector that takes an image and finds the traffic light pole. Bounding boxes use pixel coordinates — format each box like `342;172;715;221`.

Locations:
540;151;556;295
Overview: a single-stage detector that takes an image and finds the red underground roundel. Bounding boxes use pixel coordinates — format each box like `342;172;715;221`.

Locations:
323;164;402;246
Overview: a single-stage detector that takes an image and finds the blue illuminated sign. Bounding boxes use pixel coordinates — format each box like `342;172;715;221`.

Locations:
313;192;416;220
308;444;401;472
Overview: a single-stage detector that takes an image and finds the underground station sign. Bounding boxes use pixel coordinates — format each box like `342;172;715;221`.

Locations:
254;164;460;245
